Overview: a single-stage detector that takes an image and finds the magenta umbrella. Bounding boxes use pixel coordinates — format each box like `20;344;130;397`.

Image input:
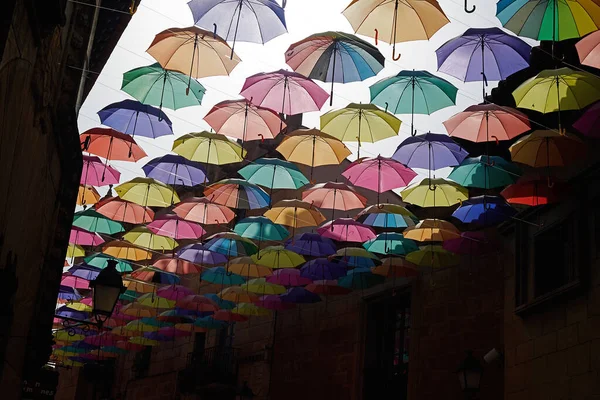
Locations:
156;285;195;302
342;156;416;204
83;333;121;347
69;227;105;246
81;155;121;186
147;214;206;240
442;231;496;255
60;275;90;289
317;218;376;242
255;295;295;310
158;327;192;338
573;101;600;138
266;269;312;287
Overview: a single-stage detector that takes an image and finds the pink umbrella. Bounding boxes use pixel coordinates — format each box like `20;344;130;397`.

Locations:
172;197;235;225
69;227;105;246
95;197;154;224
84;333;121;347
266;269;312;287
306;280;352;296
147;214;206;240
80;297;93;306
153;257;202;275
443;231;496;255
317;218;376;242
204;99;285;142
60;274;90;289
576;30;600;69
176;295;219;312
158;327;192;338
213;310;248;322
255;295;295;310
81;155;121;186
240;70;329;122
443;104;530;143
156;285;195;302
302;182;367;221
573;101;600;137
342;156;416;204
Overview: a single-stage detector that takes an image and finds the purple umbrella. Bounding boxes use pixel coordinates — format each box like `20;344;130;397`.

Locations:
176;244;228;265
58;286;82;302
392;133;468;170
142;154;208;187
300;258;348;281
451;195;515;227
573;101;600;138
436;27;531;100
55;306;89;321
284;233;337;256
68;264;102;281
98;99;173;138
443;231;496;255
280;287;321;304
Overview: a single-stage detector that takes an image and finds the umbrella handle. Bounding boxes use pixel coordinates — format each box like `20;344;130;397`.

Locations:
129;0;137;14
458;198;463;207
374;29;379;45
213;24;217;39
377;203;385;209
491;135;499;145
258;134;264;143
384;102;389;113
392;47;401;61
282;0;287;7
547;176;555;188
464;0;476;13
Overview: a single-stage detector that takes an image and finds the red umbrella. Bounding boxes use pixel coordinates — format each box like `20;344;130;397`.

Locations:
95;197;154;224
317;218;376;242
153;257;202;275
172;197;236;225
305;280;352;296
501;176;565;206
302;182;367;221
176;295;218;312
80;128;147;161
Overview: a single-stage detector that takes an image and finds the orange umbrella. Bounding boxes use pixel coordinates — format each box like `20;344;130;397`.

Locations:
302;182;367;221
152;257;202;275
77;185;100;206
402;219;461;242
95;197;154;224
172;197;236;224
80;128;146;162
101;240;153;261
372;258;419;278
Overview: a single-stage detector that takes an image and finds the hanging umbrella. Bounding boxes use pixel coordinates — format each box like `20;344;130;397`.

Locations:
204;99;284;144
406;245;459;267
84;253;133;273
58;286;82;302
356;204;418;229
342;0;450;60
204;294;236;311
69;227;104;246
80;128;147;164
372;257;419;278
173;197;236;224
276;128;351;181
400;178;468;207
317;218;376;243
300;258;348;280
285;32;385;105
392;133;468;170
338;268;385;290
201;267;246;285
452;195;516;226
573;101;600;137
147;214;206;240
363;233;418;256
193;316;228;329
176;244;228;265
402;219;461;242
370;70;457;135
333;247;381;268
188;0;287;57
436;27;531;99
320;103;401;158
443;104;531;143
241;278;286;295
576;29;600;68
280;287;321;304
232;303;271;317
101;241;153;261
81;156;121;186
509;130;586;168
204;232;258;257
115;177;180;207
501;176;565;206
497;0;600;41
227;257;273;278
136;293;175;309
130;271;180;287
176;295;219;312
234;216;289;242
240;69;329;117
448;156;521;189
153;257;202;275
60;275;90;290
306;280;352;296
239;158;309;192
251;246;305;269
284;233;337;257
63;301;93;312
218;287;259;303
142;154;208;187
129;337;160;346
157;285;195;302
172;131;245;165
126;281;157;294
342;156;416;203
264;200;327;236
214;310;248;322
266;269;312;287
73;209;125;235
95;197;154;224
204;179;270;209
255;295;295;311
157;310;194;325
77;185;101;206
123;227;178;251
122;63;206;111
98;99;173;139
302;182;367;221
443;231;496;255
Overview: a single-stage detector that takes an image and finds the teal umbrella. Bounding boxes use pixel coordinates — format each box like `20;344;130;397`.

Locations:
448;155;520;189
362;233;418;256
338;268;385;289
194;316;228;329
119;290;141;301
204;294;236;310
239;158;309;191
233;216;289;242
201;267;246;286
204;232;258;257
83;253;133;273
139;317;174;328
72;209;124;235
370;70;458;135
121;63;206;112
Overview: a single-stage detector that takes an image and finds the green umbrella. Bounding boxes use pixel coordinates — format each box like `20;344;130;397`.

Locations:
73;209;124;235
338;268;385;290
370;70;458;135
120;290;141;301
233;216;289;242
83;253;133;273
238;158;309;203
139;317;174;328
448;155;520;189
363;233;418;256
121;63;206;111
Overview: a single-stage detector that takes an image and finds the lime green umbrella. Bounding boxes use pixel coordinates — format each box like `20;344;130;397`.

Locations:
121;63;206;111
232;303;271;317
136;293;176;309
400;178;468;208
251;246;305;269
84;253;133;273
172;131;245;165
239;158;309;190
240;278;286;295
362;233;418;256
406;245;459;267
115;177;180;207
123;226;178;251
448;156;520;189
73;209;124;235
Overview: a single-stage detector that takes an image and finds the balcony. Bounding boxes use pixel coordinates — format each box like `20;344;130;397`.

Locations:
178;346;239;396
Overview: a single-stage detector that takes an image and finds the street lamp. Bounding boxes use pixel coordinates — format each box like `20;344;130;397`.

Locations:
457;351;483;396
88;259;126;327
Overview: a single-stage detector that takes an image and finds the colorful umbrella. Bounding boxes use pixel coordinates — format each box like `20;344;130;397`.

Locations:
576;29;600;68
448;156;521;189
370;70;457;135
81;155;121;186
227;257;273;278
403;219;461;242
69;227;104;246
392;133;468;170
68;264;101;281
173;197;235;225
280;287;321;304
98;99;173;139
121;304;158;319
204;232;258;257
406;244;459;267
176;295;219;312
285;32;385;105
77;185;101;206
129;337;160;346
266;269;312;286
84;253;133;273
317;218;377;243
501;176;564;206
401;177;469;207
156;285;195;302
201;267;246;285
136;293;176;309
173;131;246;165
142;154;208;187
152;257;202;274
443;231;496;255
241;278;286;295
204;294;236;311
81;128;147;163
255;295;295;310
156;311;194;325
60;275;90;289
115;177;180;207
300;258;348;280
452;195;516;226
251;246;305;269
147;214;206;240
306;280;352;296
101;241;153;261
131;267;180;285
363;233;418;256
338;268;385;289
126;281;157;294
509;130;586;168
58;286;82;302
302;182;367;221
95;197;154;224
372;257;419;278
214;310;248;322
239;158;309;192
73;209;125;235
284;233;337;257
333;247;381;268
176;244;228;265
204;179;270;209
218;286;259;303
356;204;418;229
193;316;228;329
233;303;271;317
573;100;600;137
121;63;206;111
264;200;326;232
234;216;289;242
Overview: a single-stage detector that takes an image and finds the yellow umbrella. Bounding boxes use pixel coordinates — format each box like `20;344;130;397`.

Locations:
264;200;326;229
126;281;156;294
111;326;143;337
175;323;207;333
124;320;160;333
240;278;286;295
115;177;180;207
65;302;92;312
102;240;153;261
136;293;176;309
54;331;84;342
129;337;160;346
400;178;468;207
406;245;459;267
120;303;157;318
509;130;586;168
402;219;461;242
217;286;259;303
172;131;245;165
232;303;271;317
251;246;305;269
227;257;273;278
66;244;85;258
123;227;178;251
77;185;101;206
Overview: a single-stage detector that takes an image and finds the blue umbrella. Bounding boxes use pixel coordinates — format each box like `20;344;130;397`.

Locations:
58;286;82;302
194;316;228;329
452;195;516;227
280;287;321;304
55;306;89;321
300;258;348;280
201;267;246;286
97;99;173;138
338;268;385;290
392;133;468;170
68;264;101;281
284;233;337;257
142;154;208;187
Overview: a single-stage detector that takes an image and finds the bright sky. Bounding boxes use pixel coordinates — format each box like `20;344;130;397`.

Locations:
77;0;537;188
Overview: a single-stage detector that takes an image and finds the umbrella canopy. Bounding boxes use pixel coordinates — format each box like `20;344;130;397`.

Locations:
201;267;246;285
284;233;337;257
194;316;228;329
69;227;104;247
58;286;82;302
501;176;564;206
173;197;235;224
241;278;286;295
300;258;348;280
142;154;208;187
157;285;195;302
84;253;133;273
126;281;157;294
81;156;121;186
231;303;271;316
115;177;180;207
573;100;600;137
363;233;419;256
444;104;531;143
338;268;385;289
400;178;468;207
204;232;258;257
406;245;459;267
204;179;270;209
509;130;586;168
218;286;259;303
101;241;153;261
227;257;273;278
60;275;90;290
214;310;248;322
497;0;600;41
356;204;418;229
372;258;419;278
147;214;206;240
306;280;352;296
95;197;154;224
452;195;516;226
577;29;600;68
251;246;305;269
204;99;284;142
266;269;312;286
122;63;206;111
513;68;600;114
239;158;309;190
240;69;329;115
153;257;202;275
172;131;246;165
285;32;385;105
77;185;101;206
98;99;173;139
176;295;219;312
81;128;147;162
403;219;461;242
317;218;377;243
73;209;125;235
136;293;176;309
302;182;367;212
176;244;228;265
448;156;521;189
333;247;381;268
255;295;296;310
442;231;497;255
392;133;468;170
280;287;321;304
264;200;326;228
234;216;290;242
68;264;101;281
131;268;180;284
